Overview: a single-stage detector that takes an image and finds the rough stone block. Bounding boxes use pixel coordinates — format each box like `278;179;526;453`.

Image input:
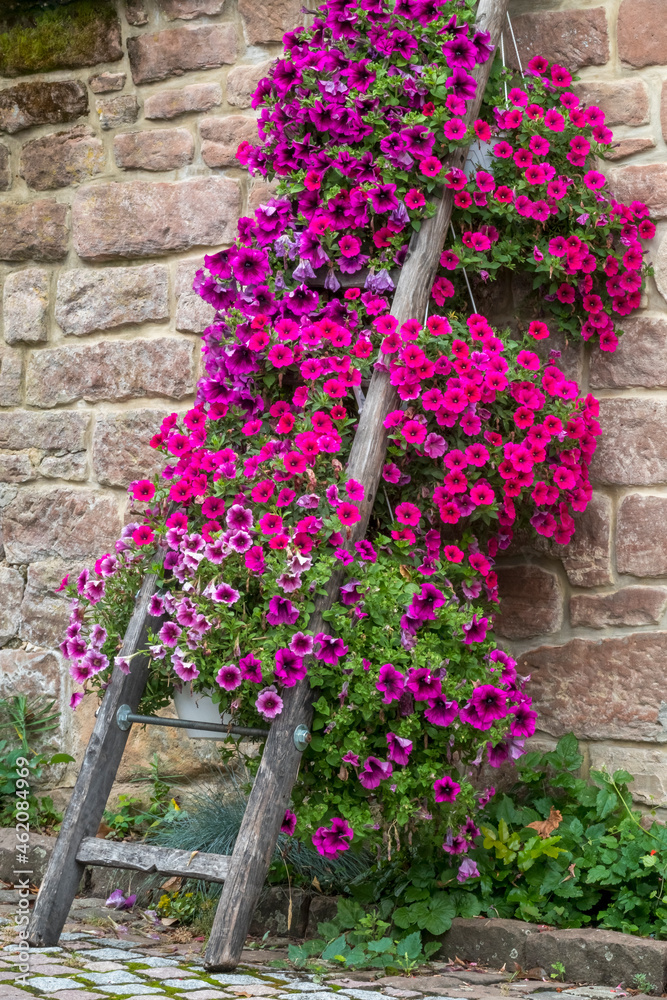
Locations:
618;0;667;68
128;24;239;85
590;314;667;388
93;409;169;487
0;345;23;405
0;453;34;483
617;494;667;577
226;61;273;109
3;267;49;344
570;587;667;629
0;828;56;886
438;917;535;971
160;0;225;18
19;125;105;191
0;649;61;700
72;177;240;260
0;200;68;262
144;82;222;120
248;177;278;213
19;558;80;648
96;94;139;130
494;565;563;640
609;163;667;220
0;0;122;77
0;411;89;452
175;259;215;332
590;398;667;485
200;114;258;167
238;0;305;43
0;565;23;643
2;488;122;564
573;78;649;127
525;927;667;990
0;144;10;191
518;632;667;741
588;744;667;810
509;8;609;72
89;72;126;94
651;235;667;303
39;452;88;481
0;80;88;134
26;337;195;407
604;136;656;161
113;127;194;171
554;493;612;587
125;0;148;25
55;264;169;336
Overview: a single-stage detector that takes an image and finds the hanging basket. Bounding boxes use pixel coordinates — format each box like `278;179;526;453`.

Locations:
173;683;239;740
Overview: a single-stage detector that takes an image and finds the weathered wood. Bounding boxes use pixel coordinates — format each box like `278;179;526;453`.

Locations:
204;0;509;970
76;837;231;883
28;569;163;946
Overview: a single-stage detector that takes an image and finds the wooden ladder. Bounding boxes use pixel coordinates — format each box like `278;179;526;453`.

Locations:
28;0;509;966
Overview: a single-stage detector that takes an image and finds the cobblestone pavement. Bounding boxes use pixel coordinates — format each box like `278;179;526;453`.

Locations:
0;921;651;1000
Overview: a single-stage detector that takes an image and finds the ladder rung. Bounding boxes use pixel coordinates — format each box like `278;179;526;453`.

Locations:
76;837;230;883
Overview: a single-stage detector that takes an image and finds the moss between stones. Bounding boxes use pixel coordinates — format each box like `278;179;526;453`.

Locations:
0;0;121;77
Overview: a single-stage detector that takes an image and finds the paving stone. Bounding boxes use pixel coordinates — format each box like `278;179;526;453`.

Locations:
83;971;144;984
55;264;169;336
125;0;148;25
144;82;222;120
162;980;213;990
19;125;105;191
211;976;277;985
26;979;89;993
525;926;667;990
0;80;88;134
0;200;68;262
130;957;180;967
72;177;240;260
142;966;196;978
128;24;239;85
51;993;104;1000
96;988;164;996
114;127;194;171
81;961;127;971
3;266;49;344
180;993;229;1000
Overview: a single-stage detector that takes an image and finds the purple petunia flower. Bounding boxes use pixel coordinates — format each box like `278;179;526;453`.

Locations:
312;817;353;857
433;774;461;803
424;695;458;727
406;667;442;701
457;858;480;882
386;733;413;766
289;631;313;657
216;664;242;691
281;809;297;836
376;662;405;704
227;504;253;532
313;633;349;664
255;686;283;720
358;756;393;789
266;596;300;626
239;653;262;684
275;647;307;687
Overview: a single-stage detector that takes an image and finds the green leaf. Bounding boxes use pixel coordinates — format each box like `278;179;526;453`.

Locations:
424;893;456;935
395;930;422;961
48;753;75;764
321;935;349;962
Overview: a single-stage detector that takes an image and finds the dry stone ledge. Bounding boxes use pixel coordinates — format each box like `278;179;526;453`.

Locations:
55;264;169;336
72;177;241;260
3;267;49;344
609;163;667;220
0;200;69;262
96;94;139;131
92;409;169;487
200;114;259;168
128;24;240;85
0;411;89;452
494;564;563;639
616;493;667;577
0;565;23;643
19;125;105;192
525;926;667;990
160;0;226;18
1;488;122;564
144;82;222;120
439;917;536;970
590;398;667;485
618;0;667;68
26;337;196;407
572;78;649;127
589;314;667;388
0;80;88;134
519;631;667;741
114;127;195;171
570;586;667;629
238;0;307;44
508;7;610;71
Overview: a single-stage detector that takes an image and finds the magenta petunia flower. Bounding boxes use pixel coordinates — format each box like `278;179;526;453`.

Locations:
342;751;360;766
376;663;405;704
274;647;307;687
358;756;393;789
433;774;461;803
386;732;413;766
266;596;300;626
216;664;242;691
424;695;458;727
255;686;283;720
312;817;353;857
406;667;442;702
289;631;313;657
281;809;297;836
313;633;349;664
239;653;262;684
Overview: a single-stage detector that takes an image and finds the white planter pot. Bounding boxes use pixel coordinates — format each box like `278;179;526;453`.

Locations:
173;683;238;740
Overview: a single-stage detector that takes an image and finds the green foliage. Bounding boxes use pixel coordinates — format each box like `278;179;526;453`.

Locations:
632;973;658;994
353;735;667;941
288;898;438;971
156;888;216;934
0;0;118;77
0;695;73;831
102;754;181;840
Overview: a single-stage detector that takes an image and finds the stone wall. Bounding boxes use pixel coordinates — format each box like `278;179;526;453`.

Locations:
1;0;667;813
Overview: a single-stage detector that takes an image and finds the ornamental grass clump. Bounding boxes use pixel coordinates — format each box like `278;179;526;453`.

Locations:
60;0;654;875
